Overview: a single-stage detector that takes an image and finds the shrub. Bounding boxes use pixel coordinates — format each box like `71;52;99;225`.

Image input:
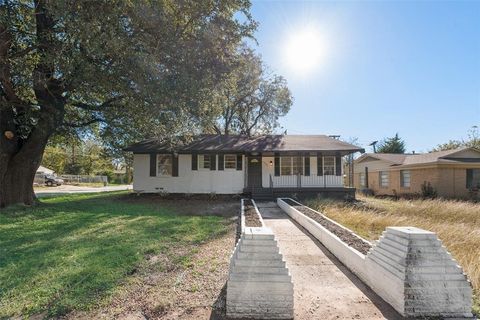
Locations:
421;181;437;199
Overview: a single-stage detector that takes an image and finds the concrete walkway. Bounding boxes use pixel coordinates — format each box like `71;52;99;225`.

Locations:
256;202;402;320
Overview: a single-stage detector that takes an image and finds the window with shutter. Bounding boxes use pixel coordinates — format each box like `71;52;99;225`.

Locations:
198;155;211;170
224;155;237;169
323;156;335;175
157;154;172;176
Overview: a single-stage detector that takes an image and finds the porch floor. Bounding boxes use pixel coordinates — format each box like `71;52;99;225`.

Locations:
243;187;356;201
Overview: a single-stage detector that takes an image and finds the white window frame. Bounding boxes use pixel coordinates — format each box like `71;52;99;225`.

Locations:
323;156;335;176
198;154;211;170
157;154;172;176
359;172;366;187
280;156;304;176
400;170;410;188
224;154;237;170
379;171;389;187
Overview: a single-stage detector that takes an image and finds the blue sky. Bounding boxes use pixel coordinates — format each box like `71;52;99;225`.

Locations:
249;1;480;153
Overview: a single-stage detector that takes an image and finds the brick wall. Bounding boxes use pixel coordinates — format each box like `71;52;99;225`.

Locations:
356;167;473;199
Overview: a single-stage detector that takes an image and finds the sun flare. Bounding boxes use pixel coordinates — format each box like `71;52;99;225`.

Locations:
284;27;325;75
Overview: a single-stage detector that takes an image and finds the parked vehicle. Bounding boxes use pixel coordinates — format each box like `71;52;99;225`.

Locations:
45;174;64;187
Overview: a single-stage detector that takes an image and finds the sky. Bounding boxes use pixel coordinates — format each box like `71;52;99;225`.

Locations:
248;0;480;153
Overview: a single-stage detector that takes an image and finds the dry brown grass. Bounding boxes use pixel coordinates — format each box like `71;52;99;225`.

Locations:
306;195;480;314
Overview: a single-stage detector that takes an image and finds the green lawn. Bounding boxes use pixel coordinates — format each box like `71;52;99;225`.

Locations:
0;192;229;318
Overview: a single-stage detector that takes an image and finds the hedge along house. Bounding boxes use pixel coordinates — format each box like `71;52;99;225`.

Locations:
125;134;364;199
353;147;480;198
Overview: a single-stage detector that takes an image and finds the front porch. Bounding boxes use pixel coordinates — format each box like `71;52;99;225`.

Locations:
243;152;356;200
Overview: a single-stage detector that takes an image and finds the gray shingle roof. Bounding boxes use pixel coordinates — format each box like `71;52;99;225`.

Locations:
125;134;364;154
356;147;480;167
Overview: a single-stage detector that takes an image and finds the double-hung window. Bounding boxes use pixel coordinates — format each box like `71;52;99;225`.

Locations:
466;169;480;189
224;154;237;169
198;155;211;170
323;156;335;175
157;154;172;176
400;170;410;188
359;172;366;187
280;156;304;175
379;171;389;187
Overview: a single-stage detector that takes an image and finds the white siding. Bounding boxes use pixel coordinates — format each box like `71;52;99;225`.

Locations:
133;154;245;194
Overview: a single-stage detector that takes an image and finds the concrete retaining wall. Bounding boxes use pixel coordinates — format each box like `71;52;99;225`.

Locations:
226;199;294;319
277;198;473;318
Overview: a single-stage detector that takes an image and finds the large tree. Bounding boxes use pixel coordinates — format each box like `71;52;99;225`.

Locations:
433;127;480;151
0;0;255;207
377;133;406;154
205;47;292;136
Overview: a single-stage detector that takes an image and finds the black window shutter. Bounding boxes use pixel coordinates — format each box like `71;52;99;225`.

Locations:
210;154;216;170
149;153;157;176
317;153;323;176
172;154;179;177
274;153;280;176
304;156;310;176
335;155;342;176
236;155;242;170
191;154;198;171
218;154;224;170
466;169;473;188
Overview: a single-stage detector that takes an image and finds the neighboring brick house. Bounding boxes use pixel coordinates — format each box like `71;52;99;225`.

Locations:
353;147;480;198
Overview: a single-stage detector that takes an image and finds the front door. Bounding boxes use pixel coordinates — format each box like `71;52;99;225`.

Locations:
247;156;262;189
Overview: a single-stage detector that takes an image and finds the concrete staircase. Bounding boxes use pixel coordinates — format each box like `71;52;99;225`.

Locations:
366;227;473;318
249;188;274;201
227;227;293;319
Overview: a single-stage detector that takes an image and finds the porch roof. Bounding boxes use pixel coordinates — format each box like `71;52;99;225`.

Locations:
125;134;364;155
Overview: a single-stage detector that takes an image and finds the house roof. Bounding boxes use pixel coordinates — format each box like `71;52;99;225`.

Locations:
356;153;408;165
125;134;364;154
355;147;480;168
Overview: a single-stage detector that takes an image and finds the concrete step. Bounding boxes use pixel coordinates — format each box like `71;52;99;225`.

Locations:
233;259;286;268
232;266;289;275
227;281;294;294
241;239;278;246
240;244;279;253
242;233;275;240
236;252;283;260
229;273;292;282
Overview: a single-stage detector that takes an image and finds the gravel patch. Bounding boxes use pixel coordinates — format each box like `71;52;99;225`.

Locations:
283;199;372;255
243;199;262;227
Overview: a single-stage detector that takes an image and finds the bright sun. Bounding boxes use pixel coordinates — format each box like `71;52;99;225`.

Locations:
284;27;324;75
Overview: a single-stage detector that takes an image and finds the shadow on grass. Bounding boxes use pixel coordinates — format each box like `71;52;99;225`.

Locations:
0;192;232;318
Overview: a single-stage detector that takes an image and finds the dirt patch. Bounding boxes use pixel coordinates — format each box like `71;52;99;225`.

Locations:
243;199;262;227
120;194;240;218
64;223;237;320
283;199;372;255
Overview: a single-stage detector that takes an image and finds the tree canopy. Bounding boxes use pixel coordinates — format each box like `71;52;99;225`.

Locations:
0;0;261;207
432;127;480;151
376;133;406;154
204;47;292;135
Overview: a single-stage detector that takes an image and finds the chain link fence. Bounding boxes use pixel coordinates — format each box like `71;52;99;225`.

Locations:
60;175;108;185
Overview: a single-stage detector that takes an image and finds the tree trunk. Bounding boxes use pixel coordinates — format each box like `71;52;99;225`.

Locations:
0;108;55;208
0;151;44;207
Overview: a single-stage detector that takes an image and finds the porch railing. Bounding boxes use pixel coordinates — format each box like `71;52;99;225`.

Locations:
270;174;343;188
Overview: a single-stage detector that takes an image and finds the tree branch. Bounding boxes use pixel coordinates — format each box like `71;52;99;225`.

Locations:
0;23;29;107
71;95;125;111
64;117;105;128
